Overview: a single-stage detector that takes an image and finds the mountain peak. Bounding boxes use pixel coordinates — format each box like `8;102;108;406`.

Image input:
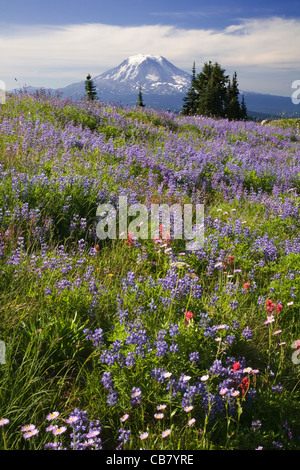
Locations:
95;54;190;95
126;54;164;65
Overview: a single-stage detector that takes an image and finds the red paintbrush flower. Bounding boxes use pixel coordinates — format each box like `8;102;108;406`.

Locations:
240;377;250;396
184;311;194;324
276;303;283;315
232;362;241;372
126;232;135;247
266;299;276;313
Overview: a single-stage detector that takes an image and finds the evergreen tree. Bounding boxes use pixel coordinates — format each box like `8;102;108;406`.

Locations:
85;74;97;101
193;61;213;116
226;71;241;120
136;86;145;107
182;62;198;115
194;61;229;118
240;95;248;120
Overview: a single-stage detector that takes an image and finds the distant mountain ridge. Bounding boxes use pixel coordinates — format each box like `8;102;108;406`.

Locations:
239;91;299;119
10;54;299;118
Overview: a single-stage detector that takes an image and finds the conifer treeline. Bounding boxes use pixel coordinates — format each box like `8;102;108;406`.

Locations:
182;61;247;120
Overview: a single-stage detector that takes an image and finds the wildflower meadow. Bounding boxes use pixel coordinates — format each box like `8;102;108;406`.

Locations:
0;90;299;451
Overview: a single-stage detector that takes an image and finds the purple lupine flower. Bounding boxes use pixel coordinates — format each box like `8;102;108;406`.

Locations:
125;351;136;367
84;328;104;347
117;428;131;450
242;327;253;340
67;409;102;450
189;352;200;364
80;218;87;230
130;387;142;407
169;323;180;337
101;371;114;390
107;389;119;407
271;383;283;392
229;300;238;310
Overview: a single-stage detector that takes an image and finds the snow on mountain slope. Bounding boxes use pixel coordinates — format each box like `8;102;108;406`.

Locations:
93;54;191;95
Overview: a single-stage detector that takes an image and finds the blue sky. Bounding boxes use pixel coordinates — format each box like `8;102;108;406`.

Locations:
2;0;299;29
1;0;300;96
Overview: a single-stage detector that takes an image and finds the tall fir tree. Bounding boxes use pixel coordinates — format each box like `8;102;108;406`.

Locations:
194;61;229;118
193;61;213;116
136;86;145;107
226;71;242;120
240;95;248;120
182;62;198;115
85;74;97;101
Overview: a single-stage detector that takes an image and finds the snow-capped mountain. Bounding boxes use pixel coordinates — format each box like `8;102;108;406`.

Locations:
94;54;190;94
56;54;191;109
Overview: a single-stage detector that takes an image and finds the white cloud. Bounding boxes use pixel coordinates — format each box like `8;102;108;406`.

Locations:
1;16;299;94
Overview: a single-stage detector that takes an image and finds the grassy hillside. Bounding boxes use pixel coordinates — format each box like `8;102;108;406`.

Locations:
0;91;299;450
